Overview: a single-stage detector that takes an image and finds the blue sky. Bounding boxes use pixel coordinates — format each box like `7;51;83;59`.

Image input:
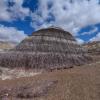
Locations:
0;0;100;44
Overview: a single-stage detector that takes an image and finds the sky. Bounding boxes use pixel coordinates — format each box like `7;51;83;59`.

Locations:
0;0;100;44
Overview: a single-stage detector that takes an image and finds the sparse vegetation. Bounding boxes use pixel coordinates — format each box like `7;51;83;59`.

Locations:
0;61;100;100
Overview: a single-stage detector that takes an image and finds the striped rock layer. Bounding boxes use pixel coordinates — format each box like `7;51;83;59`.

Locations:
0;28;92;70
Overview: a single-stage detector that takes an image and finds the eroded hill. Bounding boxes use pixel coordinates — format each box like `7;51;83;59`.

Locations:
83;41;100;55
0;41;16;51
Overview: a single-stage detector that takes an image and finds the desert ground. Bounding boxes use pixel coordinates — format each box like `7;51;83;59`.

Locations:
0;56;99;100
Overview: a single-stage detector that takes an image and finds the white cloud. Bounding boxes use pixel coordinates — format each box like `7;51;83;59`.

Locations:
76;38;84;44
0;25;27;43
1;0;100;43
0;0;30;21
31;0;100;36
90;32;100;42
9;0;30;20
0;0;11;21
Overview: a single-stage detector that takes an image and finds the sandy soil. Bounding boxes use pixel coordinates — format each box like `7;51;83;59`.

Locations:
0;60;99;100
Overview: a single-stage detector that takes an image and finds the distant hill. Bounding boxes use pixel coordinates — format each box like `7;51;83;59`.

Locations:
0;41;16;51
83;41;100;55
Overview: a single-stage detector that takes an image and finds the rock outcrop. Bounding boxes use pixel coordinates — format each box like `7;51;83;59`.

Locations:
83;41;100;55
0;27;92;70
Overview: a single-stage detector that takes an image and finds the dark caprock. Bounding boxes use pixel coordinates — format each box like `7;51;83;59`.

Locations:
0;27;92;70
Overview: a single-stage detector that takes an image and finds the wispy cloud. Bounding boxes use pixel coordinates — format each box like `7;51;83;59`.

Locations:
81;27;98;35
